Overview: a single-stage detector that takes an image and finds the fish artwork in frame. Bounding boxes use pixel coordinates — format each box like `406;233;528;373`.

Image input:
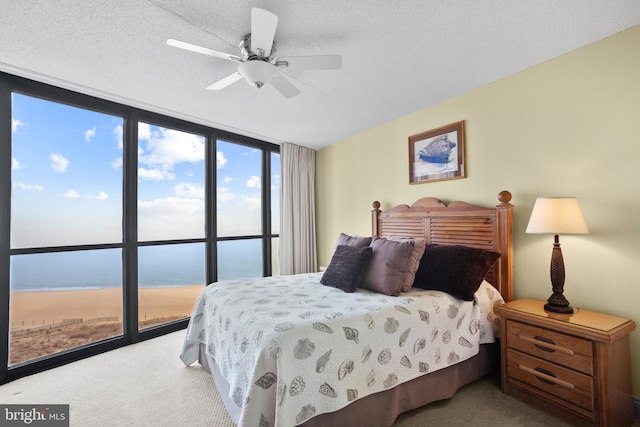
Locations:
408;120;466;184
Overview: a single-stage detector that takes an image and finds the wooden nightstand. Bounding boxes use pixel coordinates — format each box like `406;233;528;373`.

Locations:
495;299;636;427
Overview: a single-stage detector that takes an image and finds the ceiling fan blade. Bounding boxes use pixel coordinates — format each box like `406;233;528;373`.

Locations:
206;72;243;90
251;8;278;57
270;74;301;98
277;55;342;70
167;39;241;62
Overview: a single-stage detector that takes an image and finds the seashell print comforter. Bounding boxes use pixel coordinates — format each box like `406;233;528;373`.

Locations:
180;272;503;427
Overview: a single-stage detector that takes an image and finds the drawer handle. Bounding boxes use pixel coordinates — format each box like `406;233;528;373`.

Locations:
518;334;574;355
518;364;575;390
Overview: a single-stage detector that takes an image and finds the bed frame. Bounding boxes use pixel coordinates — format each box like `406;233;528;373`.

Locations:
371;190;513;302
299;191;514;427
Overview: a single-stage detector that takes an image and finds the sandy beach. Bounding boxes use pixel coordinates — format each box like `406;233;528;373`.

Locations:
8;285;205;364
10;285;204;328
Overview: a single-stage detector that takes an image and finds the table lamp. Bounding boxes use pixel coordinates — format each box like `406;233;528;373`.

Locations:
525;197;589;314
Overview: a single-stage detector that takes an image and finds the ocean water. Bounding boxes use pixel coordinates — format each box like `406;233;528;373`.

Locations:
10;240;264;291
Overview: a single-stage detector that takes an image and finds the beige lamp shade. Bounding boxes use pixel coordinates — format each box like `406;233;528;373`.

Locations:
525;197;589;235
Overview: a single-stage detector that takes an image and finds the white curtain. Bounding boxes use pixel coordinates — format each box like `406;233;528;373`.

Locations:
280;143;317;275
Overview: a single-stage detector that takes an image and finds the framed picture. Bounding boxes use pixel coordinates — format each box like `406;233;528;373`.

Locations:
408;120;466;184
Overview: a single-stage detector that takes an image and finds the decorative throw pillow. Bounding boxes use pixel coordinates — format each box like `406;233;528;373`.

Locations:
412;244;500;301
387;237;426;292
360;237;417;296
335;232;372;249
321;245;373;293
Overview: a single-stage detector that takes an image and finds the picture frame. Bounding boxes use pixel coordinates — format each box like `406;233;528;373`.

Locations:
408;120;466;184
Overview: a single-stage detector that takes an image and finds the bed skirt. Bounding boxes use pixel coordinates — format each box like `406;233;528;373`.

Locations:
198;342;499;427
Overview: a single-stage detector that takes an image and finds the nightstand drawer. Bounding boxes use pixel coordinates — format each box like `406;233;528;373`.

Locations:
506;320;593;375
507;349;594;412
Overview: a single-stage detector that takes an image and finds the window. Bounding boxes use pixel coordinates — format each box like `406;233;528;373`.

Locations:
137;123;205;241
0;73;279;383
215;141;280;280
216;140;262;238
216;239;262;280
11;94;123;248
138;243;204;329
9;250;123;365
271;152;280;276
9;94;124;366
137;123;206;329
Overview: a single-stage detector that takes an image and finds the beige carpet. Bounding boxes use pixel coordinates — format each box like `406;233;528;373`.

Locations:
0;331;636;427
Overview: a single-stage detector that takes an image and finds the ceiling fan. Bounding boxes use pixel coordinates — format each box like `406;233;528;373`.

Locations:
167;7;342;98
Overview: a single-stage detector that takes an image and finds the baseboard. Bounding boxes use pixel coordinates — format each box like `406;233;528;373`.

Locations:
634;395;640;422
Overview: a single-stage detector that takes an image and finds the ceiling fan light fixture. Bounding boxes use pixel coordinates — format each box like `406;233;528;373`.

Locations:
238;61;277;89
167;8;341;97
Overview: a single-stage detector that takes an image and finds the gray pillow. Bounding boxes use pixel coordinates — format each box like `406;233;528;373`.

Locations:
386;237;426;292
336;233;372;248
360;237;417;296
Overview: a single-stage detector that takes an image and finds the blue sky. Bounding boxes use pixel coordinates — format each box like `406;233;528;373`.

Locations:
11;93;279;248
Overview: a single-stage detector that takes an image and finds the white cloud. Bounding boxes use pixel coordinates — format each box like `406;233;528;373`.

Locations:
222;176;232;184
110;156;123;170
136;125;206;180
138;122;152;141
217;187;235;202
137;196;204;240
237;193;261;211
138;197;204;222
50;153;69;173
174;182;204;199
93;191;109;200
12;119;25;133
246;176;261;189
138;167;175;181
139;127;204;169
85;126;96;142
12;158;21;170
113;124;123;149
217;151;227;168
13;182;43;191
63;189;80;199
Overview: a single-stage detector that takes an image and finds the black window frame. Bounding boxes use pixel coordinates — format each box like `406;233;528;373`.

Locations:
0;72;279;384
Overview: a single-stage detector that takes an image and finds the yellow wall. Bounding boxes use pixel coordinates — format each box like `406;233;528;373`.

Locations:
316;25;640;395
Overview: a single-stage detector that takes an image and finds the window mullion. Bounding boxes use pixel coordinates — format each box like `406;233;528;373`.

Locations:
262;149;272;277
0;75;12;383
122;112;139;343
206;133;218;285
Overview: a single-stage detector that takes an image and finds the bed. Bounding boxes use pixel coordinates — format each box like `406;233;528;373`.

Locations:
180;191;513;427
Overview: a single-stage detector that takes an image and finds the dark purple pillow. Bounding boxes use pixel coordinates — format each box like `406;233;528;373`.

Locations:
321;245;373;293
412;244;500;300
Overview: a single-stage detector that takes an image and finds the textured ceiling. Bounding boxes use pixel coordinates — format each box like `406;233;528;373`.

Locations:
2;1;640;150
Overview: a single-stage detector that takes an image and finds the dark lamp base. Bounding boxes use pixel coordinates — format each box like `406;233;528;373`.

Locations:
544;236;574;315
544;302;574;314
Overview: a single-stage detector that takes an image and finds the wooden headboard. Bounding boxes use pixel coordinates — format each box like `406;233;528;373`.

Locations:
371;191;513;302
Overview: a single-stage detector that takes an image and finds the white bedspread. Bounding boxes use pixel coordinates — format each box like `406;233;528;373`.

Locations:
180;272;503;427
